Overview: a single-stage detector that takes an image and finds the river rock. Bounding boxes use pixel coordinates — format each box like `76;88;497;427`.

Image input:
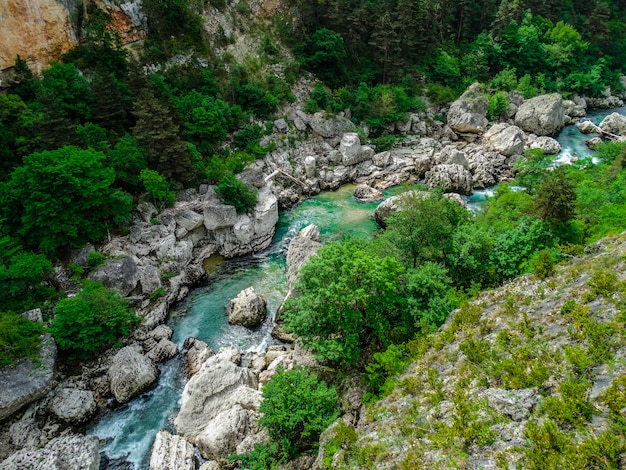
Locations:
484;123;525;156
514;93;565;136
447;83;489;134
599;112;626;136
563;99;586;118
48;388;97;424
0;434;100;470
109;345;159;403
586;137;604;150
146;338;178;363
184;337;215;377
425;164;473;195
374;196;400;229
286;224;322;288
175;347;259;441
89;256;140;297
528;135;562;155
309;111;357;138
0;334;56;421
149;430;195;470
340;133;365;166
226;287;267;328
466;149;511;188
353;184;383;201
195;405;256;461
577;120;602;134
204;204;238;231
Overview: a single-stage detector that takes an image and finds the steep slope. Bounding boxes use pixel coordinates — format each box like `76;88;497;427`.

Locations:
321;235;626;469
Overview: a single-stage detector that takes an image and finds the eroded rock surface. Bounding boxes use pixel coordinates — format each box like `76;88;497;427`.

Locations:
515;93;565;136
108;345;159;403
226;287;267;328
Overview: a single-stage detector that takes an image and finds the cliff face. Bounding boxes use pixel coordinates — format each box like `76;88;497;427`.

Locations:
0;0;145;74
0;0;77;73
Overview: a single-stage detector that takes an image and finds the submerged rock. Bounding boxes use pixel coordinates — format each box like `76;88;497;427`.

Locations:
353;184;383;201
226;287;267;328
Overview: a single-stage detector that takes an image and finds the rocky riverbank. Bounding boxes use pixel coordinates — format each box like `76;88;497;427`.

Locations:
1;82;625;468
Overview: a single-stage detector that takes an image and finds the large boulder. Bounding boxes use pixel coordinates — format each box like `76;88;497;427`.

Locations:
0;334;56;421
89;257;140;296
309;111;357;138
108;345;159;403
599;112;626;136
528;135;562;155
466;150;510;189
0;434;100;470
484;123;525;156
226;287;267;328
204;204;238;231
339;133;374;166
447;83;489;134
48;388;97;424
174;347;260;442
425;164;473;195
374;196;401;229
515;93;565;136
195;405;256;460
175;209;204;232
285;224;322;288
183;337;215;377
149;430;195;470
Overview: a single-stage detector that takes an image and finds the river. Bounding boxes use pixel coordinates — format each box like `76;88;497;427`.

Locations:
87;111;613;468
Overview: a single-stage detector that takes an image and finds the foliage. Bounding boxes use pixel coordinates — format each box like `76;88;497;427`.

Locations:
140;169;176;209
49;280;140;358
365;344;409;400
1;146;132;255
487;91;510;121
259;367;339;457
284;240;407;365
0;312;46;367
215;174;258;213
533;167;577;225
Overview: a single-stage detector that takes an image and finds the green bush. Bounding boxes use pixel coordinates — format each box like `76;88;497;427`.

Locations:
0;312;45;367
140;169;176;209
49;280;140;358
215;174;258;213
259;367;339;457
487;91;509;121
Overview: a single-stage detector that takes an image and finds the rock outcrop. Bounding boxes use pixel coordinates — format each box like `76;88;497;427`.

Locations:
599;112;626;136
108;345;159;403
515;93;565;136
447;83;489;134
48;388;97;424
174;347;261;461
89;256;140;297
149;430;195;470
0;335;56;421
425;164;473;195
0;434;100;470
353;184;383;201
484;123;525;156
226;287;268;328
285;224;322;288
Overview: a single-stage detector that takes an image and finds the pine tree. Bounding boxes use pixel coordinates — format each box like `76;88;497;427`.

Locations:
6;56;37;102
132;88;196;184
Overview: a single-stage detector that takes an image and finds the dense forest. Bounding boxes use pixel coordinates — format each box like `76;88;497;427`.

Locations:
2;0;626;467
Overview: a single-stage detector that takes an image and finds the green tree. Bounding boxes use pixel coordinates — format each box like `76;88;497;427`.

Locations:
132;88;196;183
298;28;347;87
140;169;176;208
37;62;92;123
0;312;46;367
109;134;148;191
283;240;407;365
215;174;258;213
6;55;38;102
533;167;577;226
1;146;133;255
259;367;339;457
49;280;140;358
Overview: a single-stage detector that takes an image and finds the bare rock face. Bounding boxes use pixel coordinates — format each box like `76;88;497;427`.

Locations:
447;83;489;134
89;256;140;297
226;287;267;328
577;120;602;134
0;0;76;73
340;133;372;166
599;112;626;136
374;196;401;229
183;337;215;377
149;430;195;470
48;388;97;424
0;434;100;470
145;338;178;363
285;224;322;288
109;345;159;403
309;111;357;138
0;334;56;421
528;135;562;155
353;184;384;201
515;93;565;136
174;348;262;461
425;164;473;195
484;123;525;156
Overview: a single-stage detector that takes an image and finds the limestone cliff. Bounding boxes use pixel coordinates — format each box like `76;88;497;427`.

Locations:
0;0;77;73
0;0;145;74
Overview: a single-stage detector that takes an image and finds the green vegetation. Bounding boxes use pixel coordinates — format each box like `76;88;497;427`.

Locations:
49;280;140;359
0;312;46;366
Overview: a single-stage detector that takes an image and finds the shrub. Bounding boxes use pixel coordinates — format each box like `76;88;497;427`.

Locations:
487;91;510;121
215;174;258;213
87;251;106;268
49;280;140;358
140;169;176;209
0;312;45;366
259;367;339;458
